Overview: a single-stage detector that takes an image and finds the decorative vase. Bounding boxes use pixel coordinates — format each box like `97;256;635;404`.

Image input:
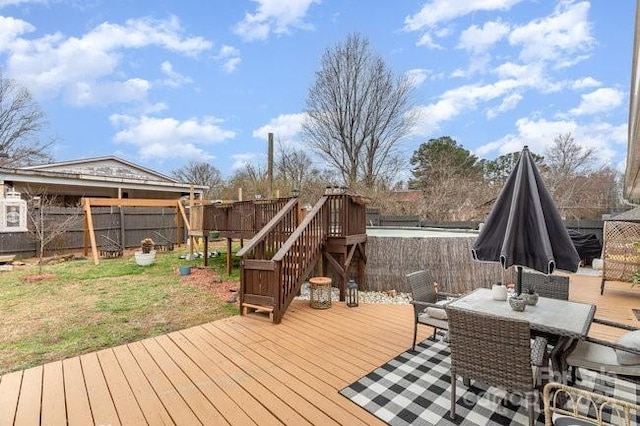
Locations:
509;296;526;312
134;250;156;266
492;283;508;300
522;292;539;306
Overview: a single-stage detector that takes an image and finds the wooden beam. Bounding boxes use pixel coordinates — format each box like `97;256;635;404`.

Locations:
176;202;190;232
83;200;100;265
344;243;357;270
82;198;181;208
226;238;232;276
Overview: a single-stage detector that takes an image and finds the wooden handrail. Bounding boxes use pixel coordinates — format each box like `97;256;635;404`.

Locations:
236;197;299;257
272;196;329;261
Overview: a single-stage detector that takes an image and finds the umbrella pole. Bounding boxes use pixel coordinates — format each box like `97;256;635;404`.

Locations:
516;266;523;296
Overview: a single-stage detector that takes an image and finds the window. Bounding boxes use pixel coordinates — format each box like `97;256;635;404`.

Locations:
0;190;27;232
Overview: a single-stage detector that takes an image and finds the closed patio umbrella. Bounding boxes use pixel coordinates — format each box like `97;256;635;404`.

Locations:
472;146;580;294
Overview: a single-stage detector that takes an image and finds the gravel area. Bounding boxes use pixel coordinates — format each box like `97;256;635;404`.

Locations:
295;282;411;305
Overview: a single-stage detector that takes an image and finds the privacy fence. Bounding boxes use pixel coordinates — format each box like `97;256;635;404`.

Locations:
0;206;181;258
365;235;509;294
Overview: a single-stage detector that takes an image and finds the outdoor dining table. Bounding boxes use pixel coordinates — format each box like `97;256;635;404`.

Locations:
447;288;597;380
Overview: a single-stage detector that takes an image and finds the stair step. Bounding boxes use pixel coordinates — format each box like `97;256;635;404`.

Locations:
242;303;274;321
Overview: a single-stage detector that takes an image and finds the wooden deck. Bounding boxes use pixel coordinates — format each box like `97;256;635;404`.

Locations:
1;272;639;425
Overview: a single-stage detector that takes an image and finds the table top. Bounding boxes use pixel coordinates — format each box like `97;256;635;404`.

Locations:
448;288;596;339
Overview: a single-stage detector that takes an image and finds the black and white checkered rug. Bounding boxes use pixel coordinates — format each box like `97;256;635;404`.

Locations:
340;339;640;425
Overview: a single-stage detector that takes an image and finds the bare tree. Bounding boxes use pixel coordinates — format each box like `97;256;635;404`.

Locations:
171;161;223;199
301;33;416;188
0;71;53;166
226;163;270;199
544;133;595;183
543;133;606;219
25;192;81;272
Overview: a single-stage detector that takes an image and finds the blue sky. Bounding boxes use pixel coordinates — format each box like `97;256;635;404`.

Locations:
0;0;634;179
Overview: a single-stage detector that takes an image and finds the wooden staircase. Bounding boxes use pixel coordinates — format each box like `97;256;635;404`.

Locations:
236;190;368;324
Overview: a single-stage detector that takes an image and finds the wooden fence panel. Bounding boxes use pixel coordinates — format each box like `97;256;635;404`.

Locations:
0;206;182;258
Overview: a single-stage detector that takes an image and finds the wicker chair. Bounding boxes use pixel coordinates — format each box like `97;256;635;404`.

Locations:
521;271;570;300
543;382;640;425
566;318;640;383
447;306;540;426
406;270;459;350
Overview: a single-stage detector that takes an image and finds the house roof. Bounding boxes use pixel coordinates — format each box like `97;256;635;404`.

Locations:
21;156;177;183
1;156;207;195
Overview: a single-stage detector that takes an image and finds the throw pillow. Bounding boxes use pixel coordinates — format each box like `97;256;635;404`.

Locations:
615;330;640;365
424;300;449;320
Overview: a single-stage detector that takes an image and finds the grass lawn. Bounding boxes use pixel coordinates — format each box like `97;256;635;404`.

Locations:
0;245;241;375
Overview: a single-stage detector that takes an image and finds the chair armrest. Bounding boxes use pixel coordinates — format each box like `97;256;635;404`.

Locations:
436;291;462;300
593;318;639;331
411;300;446;310
543;382;640;425
585;336;640;356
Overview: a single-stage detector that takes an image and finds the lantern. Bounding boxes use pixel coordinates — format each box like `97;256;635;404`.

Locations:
346;279;359;307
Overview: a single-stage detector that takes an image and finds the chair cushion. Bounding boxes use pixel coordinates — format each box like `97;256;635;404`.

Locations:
616;330;640;365
567;341;640;376
552;414;594;426
424;300;449;320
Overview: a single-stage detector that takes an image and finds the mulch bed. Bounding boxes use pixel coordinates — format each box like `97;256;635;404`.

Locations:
178;267;239;304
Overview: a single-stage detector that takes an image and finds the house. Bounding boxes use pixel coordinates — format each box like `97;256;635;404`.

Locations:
0;156;207;238
0;156;206;205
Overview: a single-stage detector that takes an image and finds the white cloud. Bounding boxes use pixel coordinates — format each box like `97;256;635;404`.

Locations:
234;0;320;42
110;114;236;160
0;16;34;48
571;77;601;90
508;1;593;66
412;79;520;135
486;92;522;119
569;87;624;116
3;15;212;105
404;0;522;31
252;113;306;146
406;69;428;87
232;153;262;170
214;45;241;73
416;33;442;49
0;0;46;7
458;20;510;54
476;117;626;165
159;61;192;88
67;78;150;106
405;0;522;48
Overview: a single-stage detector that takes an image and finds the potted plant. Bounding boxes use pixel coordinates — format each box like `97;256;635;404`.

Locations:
522;287;539;306
135;237;156;266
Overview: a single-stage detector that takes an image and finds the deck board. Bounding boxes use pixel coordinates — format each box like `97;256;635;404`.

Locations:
62;357;93;426
0;371;22;426
1;273;637;425
14;366;41;426
41;361;66;426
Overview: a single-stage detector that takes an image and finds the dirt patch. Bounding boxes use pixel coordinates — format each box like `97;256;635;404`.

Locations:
23;273;56;283
178;267;239;304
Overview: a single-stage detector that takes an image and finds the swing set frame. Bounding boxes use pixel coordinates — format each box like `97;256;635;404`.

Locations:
82;197;190;265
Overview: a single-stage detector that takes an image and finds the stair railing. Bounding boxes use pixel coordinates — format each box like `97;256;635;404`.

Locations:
271;195;330;323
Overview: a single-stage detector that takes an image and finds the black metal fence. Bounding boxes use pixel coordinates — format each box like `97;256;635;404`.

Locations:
0;206;182;258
